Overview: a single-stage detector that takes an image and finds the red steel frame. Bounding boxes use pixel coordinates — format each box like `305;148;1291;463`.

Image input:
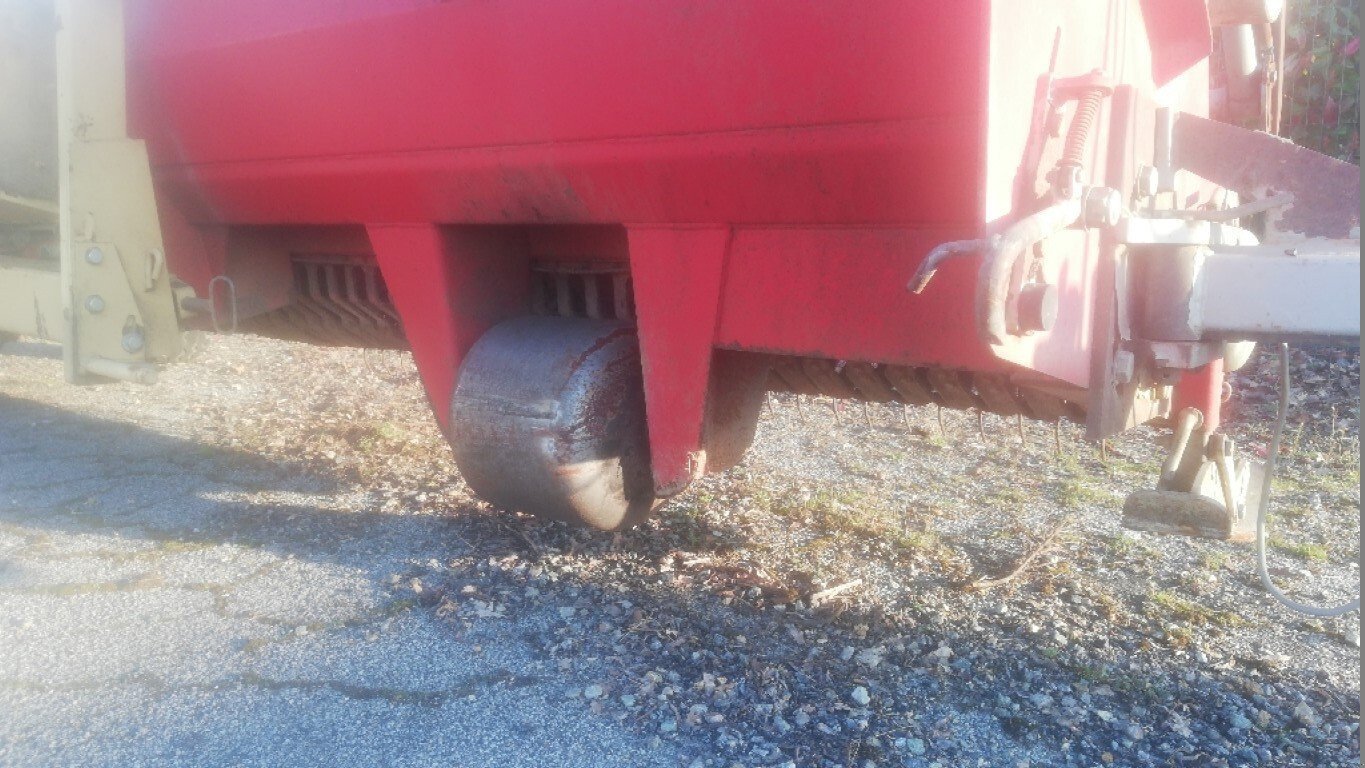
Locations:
124;0;1218;494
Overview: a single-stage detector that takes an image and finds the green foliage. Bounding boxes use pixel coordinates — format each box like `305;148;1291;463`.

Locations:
1269;536;1330;562
1283;0;1360;162
1147;590;1244;627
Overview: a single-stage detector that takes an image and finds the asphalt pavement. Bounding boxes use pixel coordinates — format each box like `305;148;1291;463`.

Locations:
0;346;679;768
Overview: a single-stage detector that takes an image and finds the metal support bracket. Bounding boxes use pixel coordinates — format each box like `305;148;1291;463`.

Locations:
0;0;184;383
1122;406;1263;542
627;226;731;497
56;0;183;382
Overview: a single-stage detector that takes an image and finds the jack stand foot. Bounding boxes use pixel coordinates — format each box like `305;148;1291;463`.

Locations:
1121;407;1263;543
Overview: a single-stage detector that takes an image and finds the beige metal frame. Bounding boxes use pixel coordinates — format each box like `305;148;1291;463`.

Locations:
0;0;184;384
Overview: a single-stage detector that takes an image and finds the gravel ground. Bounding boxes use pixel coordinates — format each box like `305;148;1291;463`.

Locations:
0;335;1358;767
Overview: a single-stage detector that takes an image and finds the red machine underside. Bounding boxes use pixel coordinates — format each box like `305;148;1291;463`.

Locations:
125;0;1212;491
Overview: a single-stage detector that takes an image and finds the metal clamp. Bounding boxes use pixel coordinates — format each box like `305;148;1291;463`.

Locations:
975;196;1084;344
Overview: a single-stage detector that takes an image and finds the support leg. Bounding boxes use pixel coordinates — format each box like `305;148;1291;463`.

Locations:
367;225;528;433
1173;359;1225;431
627;226;730;496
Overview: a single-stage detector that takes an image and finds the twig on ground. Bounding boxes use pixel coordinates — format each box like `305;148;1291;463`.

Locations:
968;514;1075;592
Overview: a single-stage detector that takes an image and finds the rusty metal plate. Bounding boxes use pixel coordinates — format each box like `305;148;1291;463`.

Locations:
1173;112;1360;239
1014;384;1074;422
1121;489;1255;543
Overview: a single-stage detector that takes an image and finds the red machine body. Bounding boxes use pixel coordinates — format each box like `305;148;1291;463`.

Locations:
123;1;1217;496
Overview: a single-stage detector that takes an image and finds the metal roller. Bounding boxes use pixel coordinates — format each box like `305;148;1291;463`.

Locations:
449;316;657;530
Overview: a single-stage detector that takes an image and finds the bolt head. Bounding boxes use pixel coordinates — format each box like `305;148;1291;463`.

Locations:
84;247;104;265
1084;187;1123;229
84;295;105;314
121;329;145;353
1053;165;1084;200
1016;283;1058;333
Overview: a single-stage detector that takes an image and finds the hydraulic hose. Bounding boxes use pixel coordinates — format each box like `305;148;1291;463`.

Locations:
1254;343;1360;617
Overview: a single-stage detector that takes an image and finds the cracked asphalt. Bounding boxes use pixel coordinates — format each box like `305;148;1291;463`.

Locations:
0;342;681;768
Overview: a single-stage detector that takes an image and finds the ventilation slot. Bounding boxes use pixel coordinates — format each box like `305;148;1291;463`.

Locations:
530;262;634;321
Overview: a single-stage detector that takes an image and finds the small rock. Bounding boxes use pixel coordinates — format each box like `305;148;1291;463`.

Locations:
924;645;953;664
855;646;886;668
850;686;871;707
583;684;604;700
905;737;926;756
1293;701;1320;728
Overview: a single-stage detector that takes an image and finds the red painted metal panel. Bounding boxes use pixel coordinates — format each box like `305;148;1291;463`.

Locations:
715;227;1000;373
148;120;977;228
628;227;731;495
127;1;986;229
367;226;530;432
128;2;983;161
1137;0;1213;87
